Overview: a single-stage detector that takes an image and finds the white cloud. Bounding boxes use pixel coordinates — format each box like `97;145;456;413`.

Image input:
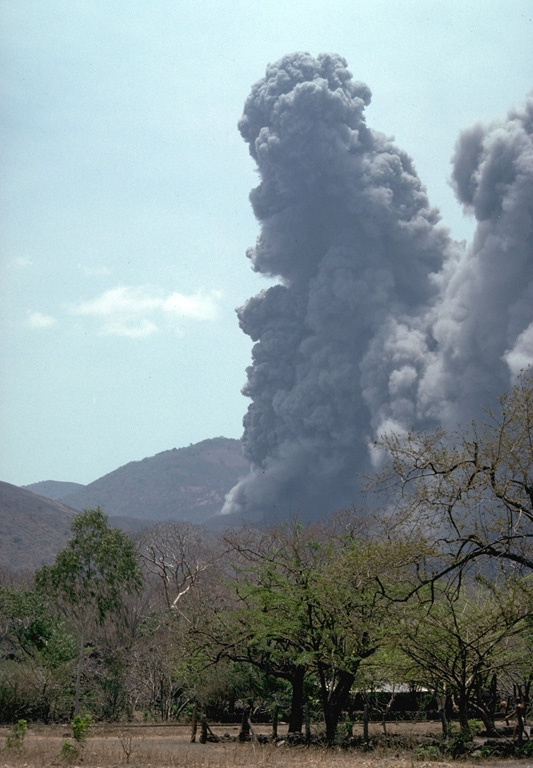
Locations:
70;285;222;338
25;311;56;329
163;290;221;320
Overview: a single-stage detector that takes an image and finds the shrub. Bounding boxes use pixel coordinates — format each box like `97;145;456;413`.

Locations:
5;718;27;752
445;725;475;758
72;713;92;742
515;740;533;759
58;738;80;765
414;744;441;761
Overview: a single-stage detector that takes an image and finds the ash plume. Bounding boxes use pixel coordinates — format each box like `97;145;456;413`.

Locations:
416;96;533;426
222;52;533;522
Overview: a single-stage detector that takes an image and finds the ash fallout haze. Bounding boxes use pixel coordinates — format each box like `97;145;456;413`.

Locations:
1;3;532;514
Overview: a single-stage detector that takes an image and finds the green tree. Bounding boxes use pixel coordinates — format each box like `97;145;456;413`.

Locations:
215;523;321;734
392;576;531;731
35;508;143;715
0;586;75;721
311;530;428;742
203;517;426;743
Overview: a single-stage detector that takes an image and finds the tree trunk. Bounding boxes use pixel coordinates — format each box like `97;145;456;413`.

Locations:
438;687;448;738
458;690;470;729
238;701;252;742
439;706;448;737
288;666;305;733
200;713;208;744
271;704;279;741
74;631;84;717
190;702;198;743
472;674;498;736
516;704;526;748
323;669;355;745
304;704;311;745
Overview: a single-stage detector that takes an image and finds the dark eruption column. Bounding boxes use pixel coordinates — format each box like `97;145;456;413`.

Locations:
222;52;457;521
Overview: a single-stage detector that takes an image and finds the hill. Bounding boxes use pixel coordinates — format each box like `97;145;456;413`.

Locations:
23;480;85;499
0;481;77;571
60;437;250;523
0;438;251;571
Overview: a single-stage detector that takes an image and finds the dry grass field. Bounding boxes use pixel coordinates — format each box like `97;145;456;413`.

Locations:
0;721;530;768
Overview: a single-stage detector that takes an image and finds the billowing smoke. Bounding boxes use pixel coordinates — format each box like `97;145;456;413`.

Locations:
221;52;533;522
415;97;533;426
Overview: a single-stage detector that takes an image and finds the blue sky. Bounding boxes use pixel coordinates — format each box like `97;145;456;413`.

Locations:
1;0;532;486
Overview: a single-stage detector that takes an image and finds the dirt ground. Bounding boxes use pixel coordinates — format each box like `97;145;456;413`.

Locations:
0;720;531;768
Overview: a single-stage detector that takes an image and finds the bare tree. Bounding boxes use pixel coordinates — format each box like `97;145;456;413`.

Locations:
370;370;533;584
137;522;221;613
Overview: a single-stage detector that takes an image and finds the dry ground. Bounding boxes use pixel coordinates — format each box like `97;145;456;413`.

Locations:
0;721;530;768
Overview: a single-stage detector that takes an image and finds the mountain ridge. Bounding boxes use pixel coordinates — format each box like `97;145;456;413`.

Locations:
58;436;249;522
23;480;86;499
3;437;250;570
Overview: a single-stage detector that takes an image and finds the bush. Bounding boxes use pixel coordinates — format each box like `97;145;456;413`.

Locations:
516;740;533;758
58;738;80;765
72;713;92;742
5;718;27;752
444;727;474;758
443;720;483;758
414;744;441;761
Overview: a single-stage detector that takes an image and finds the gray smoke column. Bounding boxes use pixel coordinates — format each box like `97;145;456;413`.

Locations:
415;96;533;427
222;54;533;522
222;52;459;521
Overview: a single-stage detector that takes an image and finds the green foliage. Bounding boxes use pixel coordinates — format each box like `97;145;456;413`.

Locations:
515;740;533;758
414;744;440;761
206;518;428;743
33;508;143;716
467;719;484;736
389;574;531;730
5;719;27;751
0;586;75;668
441;720;483;759
445;724;476;758
0;586;76;722
57;714;92;766
35;508;143;625
72;713;92;742
58;738;80;765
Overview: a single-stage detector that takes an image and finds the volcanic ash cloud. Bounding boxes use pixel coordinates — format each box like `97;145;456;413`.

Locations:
416;95;533;427
222;52;533;522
